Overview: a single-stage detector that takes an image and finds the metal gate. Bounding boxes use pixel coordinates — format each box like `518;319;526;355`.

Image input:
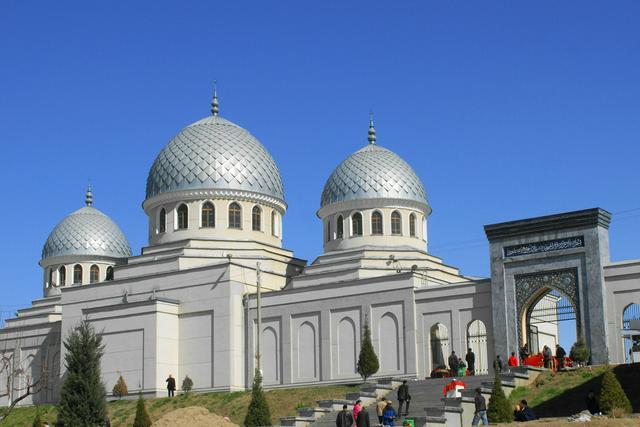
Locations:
623;303;640;363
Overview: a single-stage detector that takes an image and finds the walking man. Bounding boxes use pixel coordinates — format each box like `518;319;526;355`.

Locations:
466;348;476;376
397;380;410;416
166;373;176;397
356;405;371;427
471;388;488;425
335;404;354;427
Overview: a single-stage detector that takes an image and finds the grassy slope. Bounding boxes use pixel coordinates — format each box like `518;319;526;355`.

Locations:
0;384;359;427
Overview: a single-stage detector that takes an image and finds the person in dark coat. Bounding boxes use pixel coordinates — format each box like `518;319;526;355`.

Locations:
493;355;503;373
555;344;567;370
448;351;459;375
466;348;476;375
356;406;371;427
543;346;552;369
471;388;488;425
514;400;536;421
336;404;354;427
397;380;410;416
519;343;530;365
166;374;176;397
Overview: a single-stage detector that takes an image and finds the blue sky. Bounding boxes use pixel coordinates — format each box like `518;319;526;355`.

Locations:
1;2;639;348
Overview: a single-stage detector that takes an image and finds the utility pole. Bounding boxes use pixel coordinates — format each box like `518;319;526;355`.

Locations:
256;262;262;374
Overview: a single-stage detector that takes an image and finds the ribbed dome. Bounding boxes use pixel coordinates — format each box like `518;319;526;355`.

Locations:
42;206;131;260
321;143;428;208
145;115;285;202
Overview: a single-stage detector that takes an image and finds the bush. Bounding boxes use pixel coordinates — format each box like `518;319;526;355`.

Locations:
56;321;108;427
182;375;194;394
244;369;272;427
112;375;128;399
487;373;513;423
133;392;152;427
569;336;590;365
356;320;379;382
599;370;631;415
32;407;43;427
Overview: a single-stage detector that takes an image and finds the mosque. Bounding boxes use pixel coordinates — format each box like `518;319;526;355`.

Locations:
1;91;639;406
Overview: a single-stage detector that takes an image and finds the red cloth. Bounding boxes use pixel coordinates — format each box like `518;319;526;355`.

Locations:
353;404;361;425
508;356;519;366
443;379;466;396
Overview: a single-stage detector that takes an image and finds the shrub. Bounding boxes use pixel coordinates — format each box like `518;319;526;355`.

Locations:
487;373;513;423
182;375;194;394
112;375;128;399
356;320;379;382
133;392;152;427
569;336;590;365
599;370;631;415
244;369;272;427
32;407;43;427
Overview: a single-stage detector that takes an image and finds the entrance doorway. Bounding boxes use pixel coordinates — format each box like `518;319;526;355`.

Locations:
623;303;640;363
524;288;577;354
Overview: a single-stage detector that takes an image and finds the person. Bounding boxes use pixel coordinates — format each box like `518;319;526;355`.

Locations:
356;405;370;427
376;397;387;424
542;346;552;369
586;389;600;415
514;400;536;421
519;343;530;365
555;344;567;370
471;387;488;425
397;379;410;416
448;351;459;375
508;351;519;368
466;348;476;376
336;404;354;427
166;373;176;397
382;401;396;427
353;400;362;425
493;355;503;373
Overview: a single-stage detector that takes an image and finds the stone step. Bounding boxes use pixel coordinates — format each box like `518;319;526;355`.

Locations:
280;416;317;427
316;399;355;411
345;391;377;405
296;407;333;419
361;382;394;398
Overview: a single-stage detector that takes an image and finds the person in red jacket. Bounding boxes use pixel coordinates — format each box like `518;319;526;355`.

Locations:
508;351;519;368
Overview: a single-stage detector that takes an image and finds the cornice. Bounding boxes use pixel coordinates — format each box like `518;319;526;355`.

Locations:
142;188;287;213
316;197;431;219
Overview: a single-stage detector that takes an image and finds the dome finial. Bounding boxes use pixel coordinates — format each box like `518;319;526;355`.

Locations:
211;81;219;116
85;183;93;207
368;111;376;144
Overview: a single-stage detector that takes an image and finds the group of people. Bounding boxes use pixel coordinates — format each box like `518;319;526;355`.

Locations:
471;388;536;425
495;342;568;372
336;380;411;427
448;349;477;376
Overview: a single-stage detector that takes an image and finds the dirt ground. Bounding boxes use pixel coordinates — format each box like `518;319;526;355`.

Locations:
499;417;640;426
151;406;240;427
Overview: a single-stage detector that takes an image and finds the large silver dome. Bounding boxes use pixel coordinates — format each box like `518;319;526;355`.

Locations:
145;115;285;202
42;205;131;260
321;143;428;208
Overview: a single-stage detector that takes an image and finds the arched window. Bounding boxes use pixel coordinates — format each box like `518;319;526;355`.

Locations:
58;266;66;286
337;215;344;239
252;206;262;231
90;265;100;284
201;202;215;228
271;210;279;237
326;220;331;242
73;264;83;284
176;204;188;229
105;266;114;281
371;211;383;235
391;211;402;235
352;213;363;236
229;202;242;229
158;208;166;233
409;213;416;237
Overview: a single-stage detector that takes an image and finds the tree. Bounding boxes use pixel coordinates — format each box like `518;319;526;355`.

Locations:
569;336;590;366
133;392;152;427
599;369;631;415
244;369;271;427
112;375;128;399
181;375;193;394
356;320;379;382
487;373;512;423
56;321;107;427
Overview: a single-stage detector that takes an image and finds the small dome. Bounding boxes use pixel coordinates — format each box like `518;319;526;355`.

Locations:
320;143;428;208
145;115;285;203
42;205;131;260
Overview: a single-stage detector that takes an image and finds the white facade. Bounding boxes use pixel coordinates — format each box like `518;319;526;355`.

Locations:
1;97;639;408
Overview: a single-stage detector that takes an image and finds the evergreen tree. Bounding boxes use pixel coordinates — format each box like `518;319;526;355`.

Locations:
112;375;128;399
56;321;107;427
181;375;193;394
244;369;272;427
487;373;512;423
569;336;590;365
356;320;379;382
599;369;631;415
133;392;152;427
32;407;44;427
